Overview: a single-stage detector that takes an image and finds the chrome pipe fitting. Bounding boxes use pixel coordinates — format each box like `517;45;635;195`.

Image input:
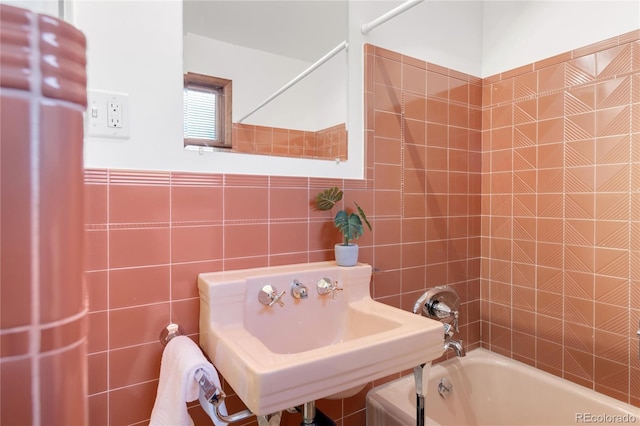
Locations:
302;401;316;425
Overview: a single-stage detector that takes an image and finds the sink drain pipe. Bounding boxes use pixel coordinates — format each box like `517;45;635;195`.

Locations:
288;401;336;426
413;364;426;426
302;402;316;425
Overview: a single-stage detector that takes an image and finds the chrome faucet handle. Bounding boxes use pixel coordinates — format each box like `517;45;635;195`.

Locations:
258;285;285;307
432;301;459;333
317;277;332;295
271;290;286;307
317;278;343;299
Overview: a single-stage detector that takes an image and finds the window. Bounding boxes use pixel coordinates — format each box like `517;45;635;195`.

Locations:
183;72;232;148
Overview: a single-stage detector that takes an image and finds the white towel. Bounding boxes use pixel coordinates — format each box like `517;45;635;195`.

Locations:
150;336;227;426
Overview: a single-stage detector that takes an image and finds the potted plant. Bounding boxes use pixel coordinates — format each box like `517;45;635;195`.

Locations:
314;187;372;266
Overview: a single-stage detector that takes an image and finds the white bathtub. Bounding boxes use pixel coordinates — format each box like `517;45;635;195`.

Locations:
367;349;639;426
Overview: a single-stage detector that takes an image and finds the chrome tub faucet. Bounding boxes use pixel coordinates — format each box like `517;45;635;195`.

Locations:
415;285;466;357
443;323;466;357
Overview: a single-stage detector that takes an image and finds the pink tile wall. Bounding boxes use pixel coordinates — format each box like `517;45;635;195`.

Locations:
481;30;640;407
83;31;640;424
84;44;482;425
316;123;348;159
363;44;482;350
233;122;347;160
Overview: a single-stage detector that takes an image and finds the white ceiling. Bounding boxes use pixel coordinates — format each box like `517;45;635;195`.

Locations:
183;0;349;63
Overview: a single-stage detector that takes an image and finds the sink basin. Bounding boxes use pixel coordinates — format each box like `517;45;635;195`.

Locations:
198;261;444;415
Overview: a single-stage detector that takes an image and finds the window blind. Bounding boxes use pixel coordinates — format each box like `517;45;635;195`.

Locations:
183;85;219;142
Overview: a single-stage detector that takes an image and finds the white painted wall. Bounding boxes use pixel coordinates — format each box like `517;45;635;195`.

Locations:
185;33;346;131
74;0;185;172
351;1;485;77
68;0;638;177
352;0;639;78
482;1;640;77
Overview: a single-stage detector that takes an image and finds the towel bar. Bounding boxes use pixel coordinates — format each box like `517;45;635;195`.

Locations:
160;324;255;423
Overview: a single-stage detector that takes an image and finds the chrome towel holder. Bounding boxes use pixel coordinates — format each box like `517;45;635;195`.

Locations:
159;324;255;423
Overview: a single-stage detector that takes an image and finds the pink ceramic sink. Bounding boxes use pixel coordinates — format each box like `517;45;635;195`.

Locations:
198;261;444;415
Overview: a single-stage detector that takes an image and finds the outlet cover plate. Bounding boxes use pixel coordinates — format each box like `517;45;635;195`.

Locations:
86;90;129;139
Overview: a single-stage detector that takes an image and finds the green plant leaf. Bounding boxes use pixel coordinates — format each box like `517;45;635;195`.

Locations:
334;210;363;244
354;202;372;231
315;187;343;211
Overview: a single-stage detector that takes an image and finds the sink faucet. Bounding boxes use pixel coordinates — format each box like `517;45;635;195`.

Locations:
290;279;308;299
443;323;465;357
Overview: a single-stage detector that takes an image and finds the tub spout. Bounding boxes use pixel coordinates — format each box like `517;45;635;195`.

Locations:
443;323;466;357
446;339;466;357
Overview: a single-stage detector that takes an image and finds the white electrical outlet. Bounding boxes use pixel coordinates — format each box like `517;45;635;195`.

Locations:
86;90;129;139
107;101;123;128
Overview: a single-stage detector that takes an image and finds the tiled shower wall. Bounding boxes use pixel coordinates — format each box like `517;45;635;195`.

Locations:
363;44;482;350
480;31;640;406
83;44;482;425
